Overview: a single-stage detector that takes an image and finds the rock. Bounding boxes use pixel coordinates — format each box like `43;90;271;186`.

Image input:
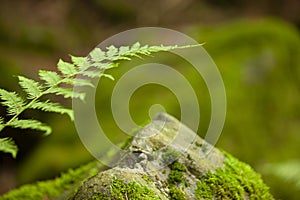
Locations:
0;113;273;199
71;113;273;200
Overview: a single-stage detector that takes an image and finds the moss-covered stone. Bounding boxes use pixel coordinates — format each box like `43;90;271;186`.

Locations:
195;152;273;199
1;113;274;199
0;161;103;200
169;186;186;200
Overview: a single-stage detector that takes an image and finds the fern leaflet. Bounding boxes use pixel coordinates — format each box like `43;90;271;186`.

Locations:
18;76;43;99
0;137;18;158
8;119;52;136
57;59;78;76
0;89;25;115
48;87;85;101
29;101;74;121
39;70;61;87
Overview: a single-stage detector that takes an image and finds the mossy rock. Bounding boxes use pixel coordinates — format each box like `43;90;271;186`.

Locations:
1;113;273;199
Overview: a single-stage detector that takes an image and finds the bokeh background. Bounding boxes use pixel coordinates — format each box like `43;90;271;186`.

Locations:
0;0;299;199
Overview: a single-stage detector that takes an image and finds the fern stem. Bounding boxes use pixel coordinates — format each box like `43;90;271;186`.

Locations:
2;56;104;130
3;70;82;130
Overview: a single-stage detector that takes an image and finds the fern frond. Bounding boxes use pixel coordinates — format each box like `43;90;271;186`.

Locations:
0;137;18;158
80;70;104;78
90;48;106;62
8;119;52;136
88;42;189;65
39;70;62;87
106;45;118;60
0;42;198;158
18;76;43;99
57;59;78;76
80;70;115;80
101;74;115;81
62;78;95;88
0;89;25;115
125;42;175;58
48;87;85;101
118;46;130;59
90;62;117;70
130;42;141;51
0;117;5;131
29;101;74;121
70;56;89;70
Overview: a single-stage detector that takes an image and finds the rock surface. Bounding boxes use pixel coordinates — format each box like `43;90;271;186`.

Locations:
0;113;273;200
71;113;273;200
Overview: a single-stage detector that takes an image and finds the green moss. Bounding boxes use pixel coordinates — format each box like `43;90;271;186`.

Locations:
169;170;184;185
91;192;111;200
141;175;152;184
108;178;160;200
169;186;186;200
167;161;187;199
195;153;273;200
168;162;185;185
195;181;213;199
171;162;185;172
0;161;102;200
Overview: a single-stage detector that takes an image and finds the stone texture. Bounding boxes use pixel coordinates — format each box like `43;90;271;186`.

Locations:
71;113;273;199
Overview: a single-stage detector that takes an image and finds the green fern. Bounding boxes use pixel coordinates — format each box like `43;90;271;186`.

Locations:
0;137;18;158
0;42;198;158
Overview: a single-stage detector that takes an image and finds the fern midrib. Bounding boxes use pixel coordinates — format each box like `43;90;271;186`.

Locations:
0;46;180;131
3;70;82;130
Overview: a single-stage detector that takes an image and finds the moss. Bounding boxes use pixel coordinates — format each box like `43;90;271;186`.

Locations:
195;153;273;200
195;181;213;199
141;175;152;184
0;161;102;200
168;170;184;185
168;162;187;199
169;186;186;200
171;162;185;172
91;192;111;200
108;178;160;200
168;161;185;185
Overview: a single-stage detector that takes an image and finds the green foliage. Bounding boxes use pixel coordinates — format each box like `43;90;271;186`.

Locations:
0;161;102;200
168;161;187;199
109;178;160;200
0;137;18;158
0;42;197;158
195;152;273;200
170;162;186;172
168;170;184;185
168;162;186;185
0;89;25;115
169;186;186;200
29;101;74;121
8;119;52;136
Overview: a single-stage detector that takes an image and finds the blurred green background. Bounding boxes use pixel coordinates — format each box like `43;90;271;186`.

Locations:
0;0;299;199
